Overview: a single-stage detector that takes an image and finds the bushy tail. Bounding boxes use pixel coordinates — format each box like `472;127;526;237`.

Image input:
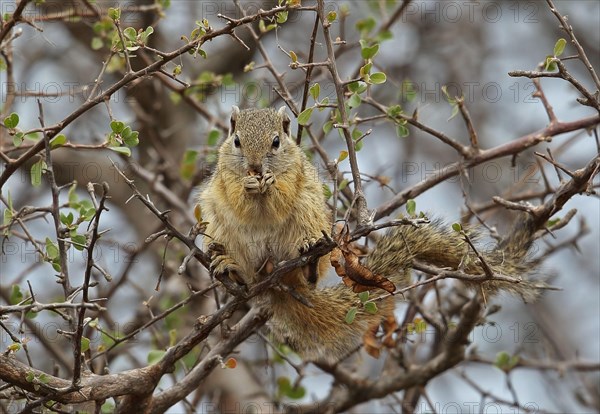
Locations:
367;214;545;301
268;214;545;361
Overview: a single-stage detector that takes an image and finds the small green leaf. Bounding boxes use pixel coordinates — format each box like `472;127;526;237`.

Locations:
123;27;137;42
110;121;125;133
452;222;462;232
71;234;87;251
364;301;378;314
45;237;59;260
323;121;333;134
26;372;35;383
553;38;567;57
91;37;104;50
370;72;387;84
169;329;177;347
297;107;313;125
327;11;337;22
406;199;416;216
50;134;66;148
358;291;369;302
10;285;23;304
31;159;45;187
348;93;361;109
338;150;348;162
545;55;557;72
276;11;288;24
348;81;367;94
494;351;511;371
60;212;74;226
4;112;19;128
80;337;90;353
338;179;348;191
13;132;24;147
345;306;358;324
207;129;220;146
309;83;320;101
108;7;120;20
68;183;78;206
360;42;379;60
108;146;131;157
123;131;139;147
396;124;409;138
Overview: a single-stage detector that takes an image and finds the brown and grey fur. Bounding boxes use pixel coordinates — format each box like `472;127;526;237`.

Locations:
199;107;542;361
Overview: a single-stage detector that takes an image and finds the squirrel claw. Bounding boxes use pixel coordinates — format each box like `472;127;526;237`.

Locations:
299;237;319;254
208;242;246;287
243;176;261;194
260;170;275;193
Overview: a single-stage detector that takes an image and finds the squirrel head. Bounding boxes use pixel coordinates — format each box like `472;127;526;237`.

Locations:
218;106;294;177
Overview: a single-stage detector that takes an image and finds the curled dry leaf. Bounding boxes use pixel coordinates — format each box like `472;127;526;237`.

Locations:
330;223;396;294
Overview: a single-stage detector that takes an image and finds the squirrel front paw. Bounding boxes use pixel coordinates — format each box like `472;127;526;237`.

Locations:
243;176;261;194
208;242;247;294
260;170;275;193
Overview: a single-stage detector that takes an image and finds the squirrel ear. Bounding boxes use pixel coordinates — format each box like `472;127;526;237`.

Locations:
230;106;240;134
278;106;291;136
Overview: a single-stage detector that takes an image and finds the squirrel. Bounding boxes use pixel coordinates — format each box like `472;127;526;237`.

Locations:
198;106;543;361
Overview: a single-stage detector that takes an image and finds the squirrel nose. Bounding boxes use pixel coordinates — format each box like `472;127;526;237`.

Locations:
248;164;262;176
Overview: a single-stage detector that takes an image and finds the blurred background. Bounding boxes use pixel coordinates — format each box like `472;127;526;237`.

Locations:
1;0;598;412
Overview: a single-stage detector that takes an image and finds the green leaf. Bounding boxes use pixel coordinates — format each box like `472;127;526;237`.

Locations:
207;129;220;146
31;159;45;187
147;350;166;365
123;131;139;147
309;83;320;101
387;104;403;118
45;237;59;260
452;222;462;232
358;291;369;303
180;149;198;180
60;212;74;226
406;199;416;216
71;234;87;251
364;301;378;314
348;81;367;94
108;7;120;20
545;55;557;72
348;93;361;109
338;150;348;162
338;179;348;191
3;207;13;226
360;41;379;60
123;27;137;42
553;38;567;57
4;112;19;128
327;11;337;23
108;146;131;157
50;134;66;148
345;306;358;324
276;11;288;24
370;72;387;84
110;120;125;133
10;285;23;305
494;351;511;371
396;124;409;138
297;107;313;125
355;17;375;34
68;183;78;206
354;139;364;152
323;121;333;135
91;37;104;50
13;132;24;147
80;337;90;353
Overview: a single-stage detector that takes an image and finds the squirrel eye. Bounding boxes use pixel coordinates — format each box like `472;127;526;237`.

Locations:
272;135;280;149
233;136;241;148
